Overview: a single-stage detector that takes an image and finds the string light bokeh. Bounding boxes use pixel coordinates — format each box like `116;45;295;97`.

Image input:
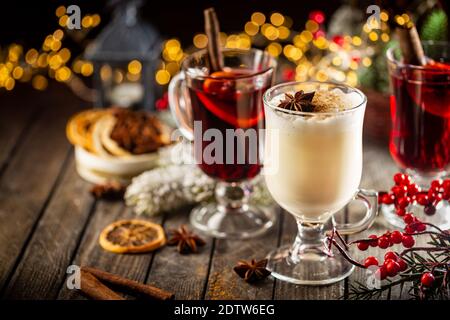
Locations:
0;6;403;94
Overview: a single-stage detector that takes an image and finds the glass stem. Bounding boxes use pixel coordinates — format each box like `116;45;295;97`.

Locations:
289;219;327;264
215;181;252;213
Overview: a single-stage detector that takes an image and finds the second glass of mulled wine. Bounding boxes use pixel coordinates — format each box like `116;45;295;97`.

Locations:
385;41;450;229
169;49;277;239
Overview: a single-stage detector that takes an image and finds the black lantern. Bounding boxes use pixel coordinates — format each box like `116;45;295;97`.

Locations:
85;0;161;110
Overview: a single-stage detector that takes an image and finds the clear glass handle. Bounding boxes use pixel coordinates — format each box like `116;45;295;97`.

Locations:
168;72;194;141
333;189;378;235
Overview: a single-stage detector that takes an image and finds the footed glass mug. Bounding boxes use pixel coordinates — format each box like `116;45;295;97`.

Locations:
169;49;277;239
263;81;378;285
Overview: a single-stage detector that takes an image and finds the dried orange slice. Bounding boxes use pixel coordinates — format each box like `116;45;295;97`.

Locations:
99;219;166;254
66;109;105;152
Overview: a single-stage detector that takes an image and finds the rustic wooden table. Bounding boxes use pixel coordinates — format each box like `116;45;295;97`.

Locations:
0;84;411;300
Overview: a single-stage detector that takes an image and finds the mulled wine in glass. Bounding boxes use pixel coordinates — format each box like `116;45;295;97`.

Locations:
169;49;277;239
385;41;450;229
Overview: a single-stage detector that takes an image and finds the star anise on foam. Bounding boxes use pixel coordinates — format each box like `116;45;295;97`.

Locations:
277;90;316;112
233;259;271;283
167;225;206;254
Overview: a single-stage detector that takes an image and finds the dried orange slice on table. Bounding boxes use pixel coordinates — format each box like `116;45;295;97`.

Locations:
99;219;166;253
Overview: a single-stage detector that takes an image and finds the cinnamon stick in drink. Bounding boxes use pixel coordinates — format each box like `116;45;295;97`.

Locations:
204;7;223;72
396;21;427;66
80;270;125;300
81;266;174;300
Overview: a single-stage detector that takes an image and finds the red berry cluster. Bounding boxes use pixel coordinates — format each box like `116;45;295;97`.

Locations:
356;230;415;251
420;272;435;287
379;173;450;217
363;251;408;279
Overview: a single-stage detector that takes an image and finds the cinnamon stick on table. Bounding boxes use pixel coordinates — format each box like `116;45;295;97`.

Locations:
204;7;223;72
82;266;175;300
80;270;125;300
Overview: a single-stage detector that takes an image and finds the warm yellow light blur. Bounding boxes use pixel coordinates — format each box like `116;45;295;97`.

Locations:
12;66;23;79
59;48;71;62
380;11;389;22
92;14;101;27
305;20;319;32
368;31;378;41
270;13;284;26
32;75;48;90
155;69;170;85
53;29;64;41
244;22;259;36
251;12;265;26
82;15;93;28
193;34;208;48
49;55;63;69
81;63;94;76
25;49;39;65
128;60;142;75
381;33;390;42
278;26;290;39
362;57;372;67
59;15;68;27
300;30;313;43
56;66;71;81
352;36;362;46
266;42;282;57
100;65;112;81
37;54;48;68
55;6;65;17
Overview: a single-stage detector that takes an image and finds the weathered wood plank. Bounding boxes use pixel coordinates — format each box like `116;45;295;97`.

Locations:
2;159;95;299
57;202;162;299
273;211;344;300
0;84;86;291
0;87;40;172
146;207;213;300
204;206;281;300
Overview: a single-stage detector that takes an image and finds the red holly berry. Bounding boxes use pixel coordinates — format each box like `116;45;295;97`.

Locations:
402;235;415;248
403;213;414;224
378;236;390;249
368;234;378;247
424;204;436;216
381;193;395;205
407;183;420;196
396;208;406;216
430;180;442;191
397;258;407;271
384;251;397;261
393;173;406;185
392;185;408;198
357;241;369;251
385;260;400;277
364;256;379;268
375;265;387;280
420;272;435;287
404;224;416;234
443;180;450;193
390;231;403;244
443;191;450;201
415;223;426;232
397;197;410;209
416;194;429;206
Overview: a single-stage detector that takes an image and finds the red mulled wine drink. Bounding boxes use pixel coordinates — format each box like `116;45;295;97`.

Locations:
169;48;276;239
189;70;267;181
385;41;450;230
388;56;450;178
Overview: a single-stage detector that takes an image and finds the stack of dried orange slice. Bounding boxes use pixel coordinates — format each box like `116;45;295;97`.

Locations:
66;108;172;184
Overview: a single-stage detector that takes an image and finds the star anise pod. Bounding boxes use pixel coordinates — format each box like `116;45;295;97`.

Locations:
277;90;316;112
233;259;271;283
167;225;206;254
90;181;125;201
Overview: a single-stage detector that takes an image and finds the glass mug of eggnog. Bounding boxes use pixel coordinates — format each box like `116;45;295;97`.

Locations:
263;81;378;285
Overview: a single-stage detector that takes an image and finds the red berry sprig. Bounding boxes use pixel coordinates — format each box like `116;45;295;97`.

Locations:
379;173;450;218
